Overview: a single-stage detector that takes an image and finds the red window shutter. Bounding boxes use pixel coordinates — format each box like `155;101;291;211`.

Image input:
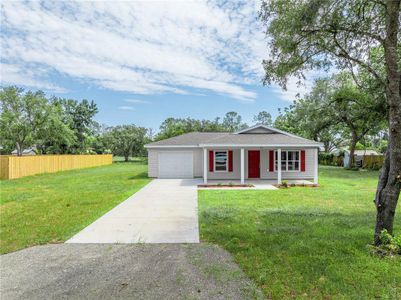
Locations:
301;150;306;172
209;150;214;172
269;150;274;172
228;150;233;172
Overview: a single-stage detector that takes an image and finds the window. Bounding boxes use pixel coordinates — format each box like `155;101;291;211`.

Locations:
275;150;300;171
214;151;228;171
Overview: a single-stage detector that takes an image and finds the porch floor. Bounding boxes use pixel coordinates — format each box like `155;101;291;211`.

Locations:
198;179;314;190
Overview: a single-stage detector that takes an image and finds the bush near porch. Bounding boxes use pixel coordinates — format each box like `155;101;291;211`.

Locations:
199;166;401;299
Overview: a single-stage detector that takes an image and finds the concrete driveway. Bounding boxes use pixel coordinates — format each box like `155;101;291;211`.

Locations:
67;179;201;243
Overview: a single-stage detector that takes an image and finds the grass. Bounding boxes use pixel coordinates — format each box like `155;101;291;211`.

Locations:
0;159;150;254
199;166;401;299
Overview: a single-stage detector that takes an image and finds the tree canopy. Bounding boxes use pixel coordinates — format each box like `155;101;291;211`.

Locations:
260;0;400;243
253;111;273;126
0;87;75;155
102;125;148;161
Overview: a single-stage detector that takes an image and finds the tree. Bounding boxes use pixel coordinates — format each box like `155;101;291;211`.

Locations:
253;111;273;126
222;111;248;132
35;102;76;154
274;78;347;153
260;0;401;244
53;98;98;153
330;74;386;167
103;125;148;161
0;86;74;155
155;117;226;140
0;87;46;155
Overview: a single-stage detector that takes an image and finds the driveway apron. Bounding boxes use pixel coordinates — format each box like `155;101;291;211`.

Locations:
66;179;201;243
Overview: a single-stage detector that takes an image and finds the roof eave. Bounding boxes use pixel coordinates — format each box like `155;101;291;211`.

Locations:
144;144;199;148
145;143;323;148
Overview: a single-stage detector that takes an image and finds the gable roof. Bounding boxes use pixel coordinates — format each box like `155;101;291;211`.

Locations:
145;125;322;148
234;124;300;138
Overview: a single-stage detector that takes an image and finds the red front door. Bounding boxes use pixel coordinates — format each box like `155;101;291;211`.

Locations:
248;150;260;178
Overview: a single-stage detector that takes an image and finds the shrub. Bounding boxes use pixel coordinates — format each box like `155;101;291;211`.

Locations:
370;230;401;257
363;155;384;170
319;152;343;166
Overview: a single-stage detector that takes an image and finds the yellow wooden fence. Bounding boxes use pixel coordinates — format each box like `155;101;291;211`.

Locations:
362;155;384;170
0;154;113;180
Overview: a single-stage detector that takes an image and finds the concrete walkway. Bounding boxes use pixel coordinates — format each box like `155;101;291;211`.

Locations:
67;179;201;243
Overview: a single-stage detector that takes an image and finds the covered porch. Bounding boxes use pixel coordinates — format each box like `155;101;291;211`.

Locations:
202;147;318;185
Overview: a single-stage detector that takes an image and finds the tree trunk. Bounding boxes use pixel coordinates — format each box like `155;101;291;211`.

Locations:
348;132;358;168
16;142;22;156
374;0;401;245
124;153;129;162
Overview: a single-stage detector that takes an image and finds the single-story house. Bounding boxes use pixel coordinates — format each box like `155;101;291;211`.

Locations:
145;125;322;184
343;149;381;167
11;148;37;156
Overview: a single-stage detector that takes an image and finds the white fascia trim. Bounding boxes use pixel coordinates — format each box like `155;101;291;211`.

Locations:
199;144;322;148
145;145;199;149
234;124;270;134
146;143;323;149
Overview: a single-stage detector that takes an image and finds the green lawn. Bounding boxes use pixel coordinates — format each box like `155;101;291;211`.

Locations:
0;160;150;254
199;166;401;299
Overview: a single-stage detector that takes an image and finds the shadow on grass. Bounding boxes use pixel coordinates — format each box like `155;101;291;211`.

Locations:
112;156;148;164
113;159;148;164
128;172;148;180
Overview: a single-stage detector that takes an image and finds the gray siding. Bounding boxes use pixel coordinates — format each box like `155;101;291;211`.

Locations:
207;149;241;180
148;150;158;177
207;148;316;180
148;147;317;180
257;148;316;180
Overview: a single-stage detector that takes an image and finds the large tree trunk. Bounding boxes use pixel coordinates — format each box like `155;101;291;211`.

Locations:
374;0;401;245
124;153;129;162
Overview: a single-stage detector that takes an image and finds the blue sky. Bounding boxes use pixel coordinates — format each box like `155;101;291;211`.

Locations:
0;1;313;131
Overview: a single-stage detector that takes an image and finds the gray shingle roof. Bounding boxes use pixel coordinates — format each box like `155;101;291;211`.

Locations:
145;131;321;147
146;132;228;146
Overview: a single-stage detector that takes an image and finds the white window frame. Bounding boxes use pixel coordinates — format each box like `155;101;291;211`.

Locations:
274;150;301;172
214;150;228;172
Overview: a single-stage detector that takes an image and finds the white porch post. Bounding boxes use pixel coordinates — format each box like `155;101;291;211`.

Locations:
277;148;282;184
240;148;245;184
314;148;318;184
203;148;208;184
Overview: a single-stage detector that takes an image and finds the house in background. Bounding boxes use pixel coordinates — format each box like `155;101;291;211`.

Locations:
145;125;322;184
11;148;37;156
343;149;381;168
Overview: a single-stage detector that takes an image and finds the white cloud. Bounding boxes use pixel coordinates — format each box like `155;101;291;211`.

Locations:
0;63;67;93
0;0;266;101
118;106;135;111
125;99;150;104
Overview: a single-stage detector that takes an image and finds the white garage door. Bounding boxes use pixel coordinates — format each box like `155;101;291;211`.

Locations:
158;152;194;178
